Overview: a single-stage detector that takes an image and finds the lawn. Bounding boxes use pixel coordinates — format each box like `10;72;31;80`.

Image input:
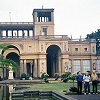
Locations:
17;80;100;94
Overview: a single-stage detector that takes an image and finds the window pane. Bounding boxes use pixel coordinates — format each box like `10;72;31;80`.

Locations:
42;28;47;36
96;60;100;72
83;60;90;73
73;60;80;73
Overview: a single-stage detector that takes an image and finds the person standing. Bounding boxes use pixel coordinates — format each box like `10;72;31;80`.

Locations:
91;70;98;94
76;71;83;95
83;71;91;95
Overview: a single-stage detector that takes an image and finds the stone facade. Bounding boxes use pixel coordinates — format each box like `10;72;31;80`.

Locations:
0;8;99;79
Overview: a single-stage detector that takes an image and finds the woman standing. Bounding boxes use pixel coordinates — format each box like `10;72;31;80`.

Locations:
91;70;98;94
83;71;91;95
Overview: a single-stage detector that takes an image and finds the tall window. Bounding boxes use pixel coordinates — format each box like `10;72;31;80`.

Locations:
73;60;80;73
42;28;47;36
83;60;90;73
96;60;100;72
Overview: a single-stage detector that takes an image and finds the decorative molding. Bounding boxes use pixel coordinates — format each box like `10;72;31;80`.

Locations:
18;44;24;50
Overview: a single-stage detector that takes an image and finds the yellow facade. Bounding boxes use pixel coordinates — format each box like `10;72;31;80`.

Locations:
0;8;98;79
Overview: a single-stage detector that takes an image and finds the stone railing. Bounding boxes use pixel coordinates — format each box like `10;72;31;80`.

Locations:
0;22;33;25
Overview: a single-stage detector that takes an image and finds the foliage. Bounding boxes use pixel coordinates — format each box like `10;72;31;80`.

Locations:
97;73;100;78
0;43;10;51
61;72;71;80
68;74;77;87
54;73;59;80
86;30;100;54
0;54;18;72
41;72;49;82
21;73;27;80
0;43;18;79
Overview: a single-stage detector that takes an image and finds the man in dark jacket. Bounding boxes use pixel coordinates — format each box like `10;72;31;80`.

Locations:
76;71;83;95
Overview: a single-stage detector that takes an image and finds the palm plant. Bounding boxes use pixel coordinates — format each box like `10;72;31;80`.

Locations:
0;43;18;79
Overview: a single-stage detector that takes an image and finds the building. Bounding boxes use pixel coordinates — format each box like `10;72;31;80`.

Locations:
0;8;99;79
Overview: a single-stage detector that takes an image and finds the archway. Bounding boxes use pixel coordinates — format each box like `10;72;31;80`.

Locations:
46;45;61;77
6;52;20;78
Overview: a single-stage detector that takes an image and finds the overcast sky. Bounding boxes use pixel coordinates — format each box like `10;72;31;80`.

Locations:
0;0;100;38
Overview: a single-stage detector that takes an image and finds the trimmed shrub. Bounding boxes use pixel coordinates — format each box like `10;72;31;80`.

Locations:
21;73;27;80
61;72;71;82
54;73;59;80
41;72;49;83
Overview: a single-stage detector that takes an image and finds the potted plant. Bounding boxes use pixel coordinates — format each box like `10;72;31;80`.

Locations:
21;73;27;80
41;72;49;83
68;73;77;92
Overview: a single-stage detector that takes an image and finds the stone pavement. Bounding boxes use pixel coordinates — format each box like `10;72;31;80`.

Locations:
67;94;100;100
0;79;42;84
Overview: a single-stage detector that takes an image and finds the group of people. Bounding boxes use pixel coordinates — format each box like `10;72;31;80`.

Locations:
76;70;98;95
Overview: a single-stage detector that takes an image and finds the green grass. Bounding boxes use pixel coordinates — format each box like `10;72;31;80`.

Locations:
16;80;100;94
29;81;73;92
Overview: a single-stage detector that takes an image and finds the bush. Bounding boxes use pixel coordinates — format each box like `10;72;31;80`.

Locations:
68;74;77;87
41;72;49;83
54;73;59;80
21;73;27;80
61;72;71;82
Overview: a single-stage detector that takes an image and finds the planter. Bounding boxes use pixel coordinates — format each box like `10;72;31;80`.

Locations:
22;78;25;80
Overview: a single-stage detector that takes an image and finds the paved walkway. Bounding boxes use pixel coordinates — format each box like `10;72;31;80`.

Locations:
67;94;100;100
0;79;42;84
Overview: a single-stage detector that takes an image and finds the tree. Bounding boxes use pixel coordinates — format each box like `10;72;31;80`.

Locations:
68;74;77;92
86;30;100;54
0;43;18;79
68;74;77;87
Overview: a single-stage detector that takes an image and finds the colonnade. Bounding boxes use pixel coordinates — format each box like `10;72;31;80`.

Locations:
20;59;38;78
0;29;34;38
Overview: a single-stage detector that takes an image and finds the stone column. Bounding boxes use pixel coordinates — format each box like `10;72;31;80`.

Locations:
27;30;29;37
80;60;83;73
22;30;25;38
24;59;27;74
72;60;74;73
17;30;19;38
51;11;54;22
58;57;61;75
20;60;24;76
0;30;2;38
30;62;33;74
6;30;8;38
33;59;38;77
34;12;37;22
11;30;13;38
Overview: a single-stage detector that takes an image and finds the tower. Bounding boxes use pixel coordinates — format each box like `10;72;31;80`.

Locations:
32;8;54;36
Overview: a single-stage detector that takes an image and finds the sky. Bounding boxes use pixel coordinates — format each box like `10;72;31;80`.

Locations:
0;0;100;39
